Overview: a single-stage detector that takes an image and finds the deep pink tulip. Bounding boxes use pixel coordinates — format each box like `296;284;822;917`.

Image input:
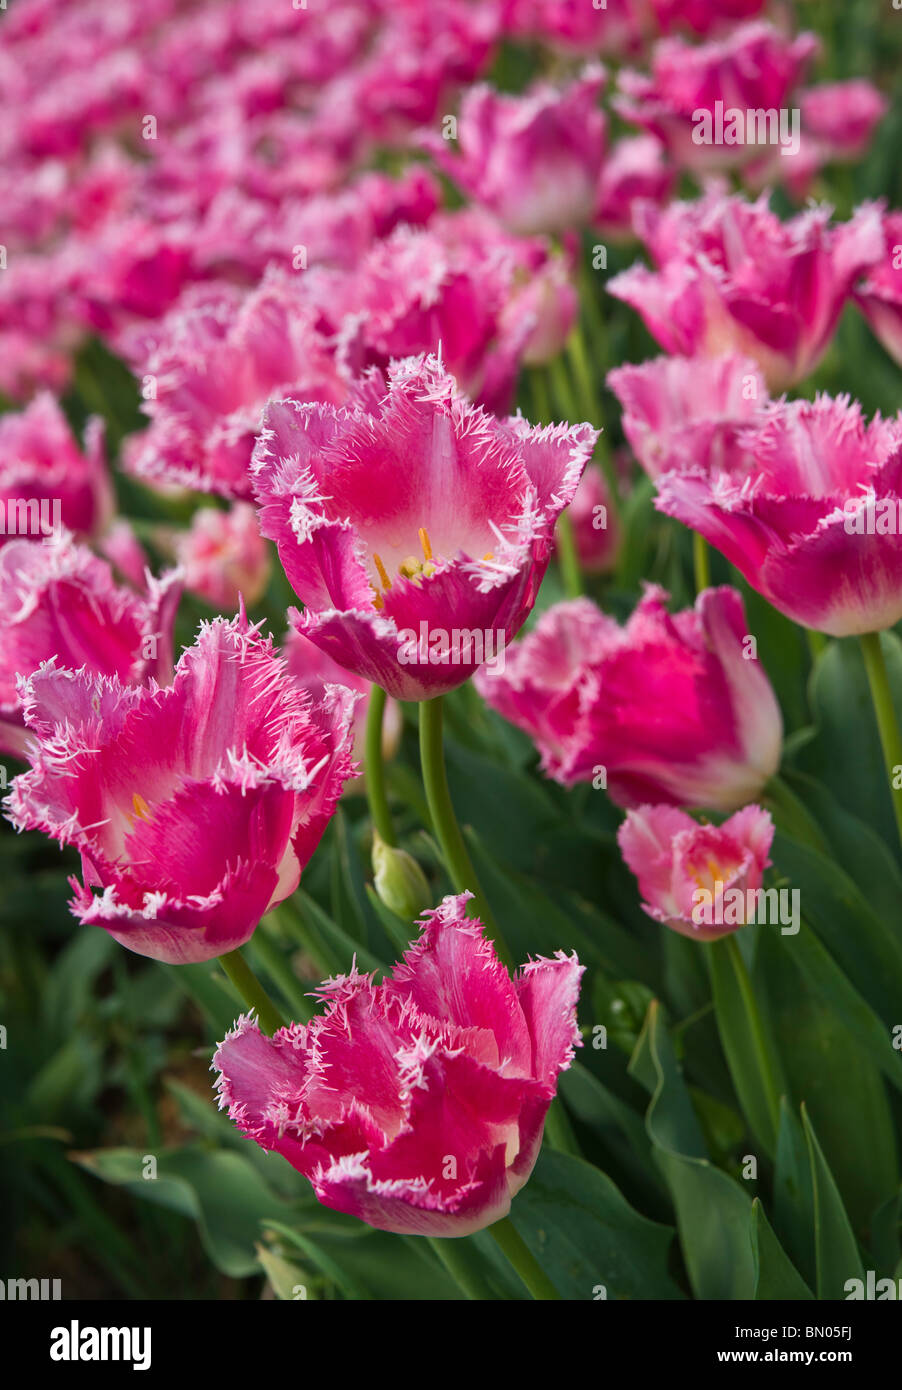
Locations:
614;23;818;173
421;67;606;237
607;353;767;480
656;394;902;636
5;611;358;963
608;192;884;388
213;892;583;1236
855;210;902;369
0;535;180;761
252;353;597;701
800;80;887;162
594;135;676;242
127;270;351;499
476;588;782;810
562;464;621;575
169;503;271;612
0;393;112;547
618;802;774;940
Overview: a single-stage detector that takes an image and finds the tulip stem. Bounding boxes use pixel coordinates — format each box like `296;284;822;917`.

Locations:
489;1217;560;1300
365;684;396;847
218;949;286;1036
859;631;902;852
692;532;711;594
719;937;783;1150
418;695;513;968
556;511;582;598
427;1237;496;1300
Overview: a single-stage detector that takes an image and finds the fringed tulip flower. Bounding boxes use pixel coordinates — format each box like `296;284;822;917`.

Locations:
614;23;818;173
656;394;902;636
252;353;597;701
213;892;583;1236
561;464;621;574
799;80;888;163
618;803;774;940
169;503;271;611
421;68;606;237
0;393;113;547
855;210;902;368
607;353;767;480
5;611;359;963
475;588;782;811
127;269;351;499
594;135;676;242
608;193;884;389
0;535;180;761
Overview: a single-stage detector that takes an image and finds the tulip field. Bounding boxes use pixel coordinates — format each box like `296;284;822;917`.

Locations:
3;0;902;1344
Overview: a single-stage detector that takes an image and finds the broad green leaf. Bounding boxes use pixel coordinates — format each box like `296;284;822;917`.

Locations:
750;1199;814;1301
803;1106;866;1300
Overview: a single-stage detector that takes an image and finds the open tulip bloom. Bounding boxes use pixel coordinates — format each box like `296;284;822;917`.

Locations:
213;893;583;1237
252;353;598;700
5;611;359;964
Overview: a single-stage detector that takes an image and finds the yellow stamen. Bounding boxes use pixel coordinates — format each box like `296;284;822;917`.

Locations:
370;586;385;611
398;555;422;579
373;552;392;592
132;793;151;823
483;551;494;562
418;527;433;562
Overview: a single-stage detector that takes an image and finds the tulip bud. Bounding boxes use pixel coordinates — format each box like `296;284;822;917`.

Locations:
371;833;431;922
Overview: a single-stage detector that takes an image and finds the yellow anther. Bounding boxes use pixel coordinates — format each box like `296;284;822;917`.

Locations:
483;551;494;562
398;555;423;579
131;793;151;823
373;552;392;592
418;527;433;562
370;586;385;611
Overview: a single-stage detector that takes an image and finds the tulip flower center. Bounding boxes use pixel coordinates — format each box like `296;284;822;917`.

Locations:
686;851;741;895
370;528;439;608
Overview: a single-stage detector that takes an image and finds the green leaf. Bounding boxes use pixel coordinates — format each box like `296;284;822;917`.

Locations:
73;1146;297;1279
508;1148;683;1300
802;1106;866;1300
750;1199;814;1300
628;1001;757;1299
707;936;785;1156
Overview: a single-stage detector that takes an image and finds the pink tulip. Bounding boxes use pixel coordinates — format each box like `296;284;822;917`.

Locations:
618;802;774;940
475;588;782;810
607;353;767;480
127;269;351;499
0;535;181;761
421;67;606;237
213;892;583;1236
169;503;271;612
608;193;884;388
252;353;597;701
594;135;676;242
5;610;359;963
561;464;621;574
656;394;902;637
0;393;113;547
614;23;818;173
855;210;902;369
799;80;887;162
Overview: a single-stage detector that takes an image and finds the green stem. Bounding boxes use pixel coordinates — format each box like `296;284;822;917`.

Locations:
566;324;621;514
763;773;831;857
805;629;827;664
859;631;902;852
218;948;286;1035
555;511;582;598
428;1238;496;1300
418;696;513;968
489;1217;560;1300
692;531;711;594
530;365;553;426
723;936;783;1146
365;684;396;846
